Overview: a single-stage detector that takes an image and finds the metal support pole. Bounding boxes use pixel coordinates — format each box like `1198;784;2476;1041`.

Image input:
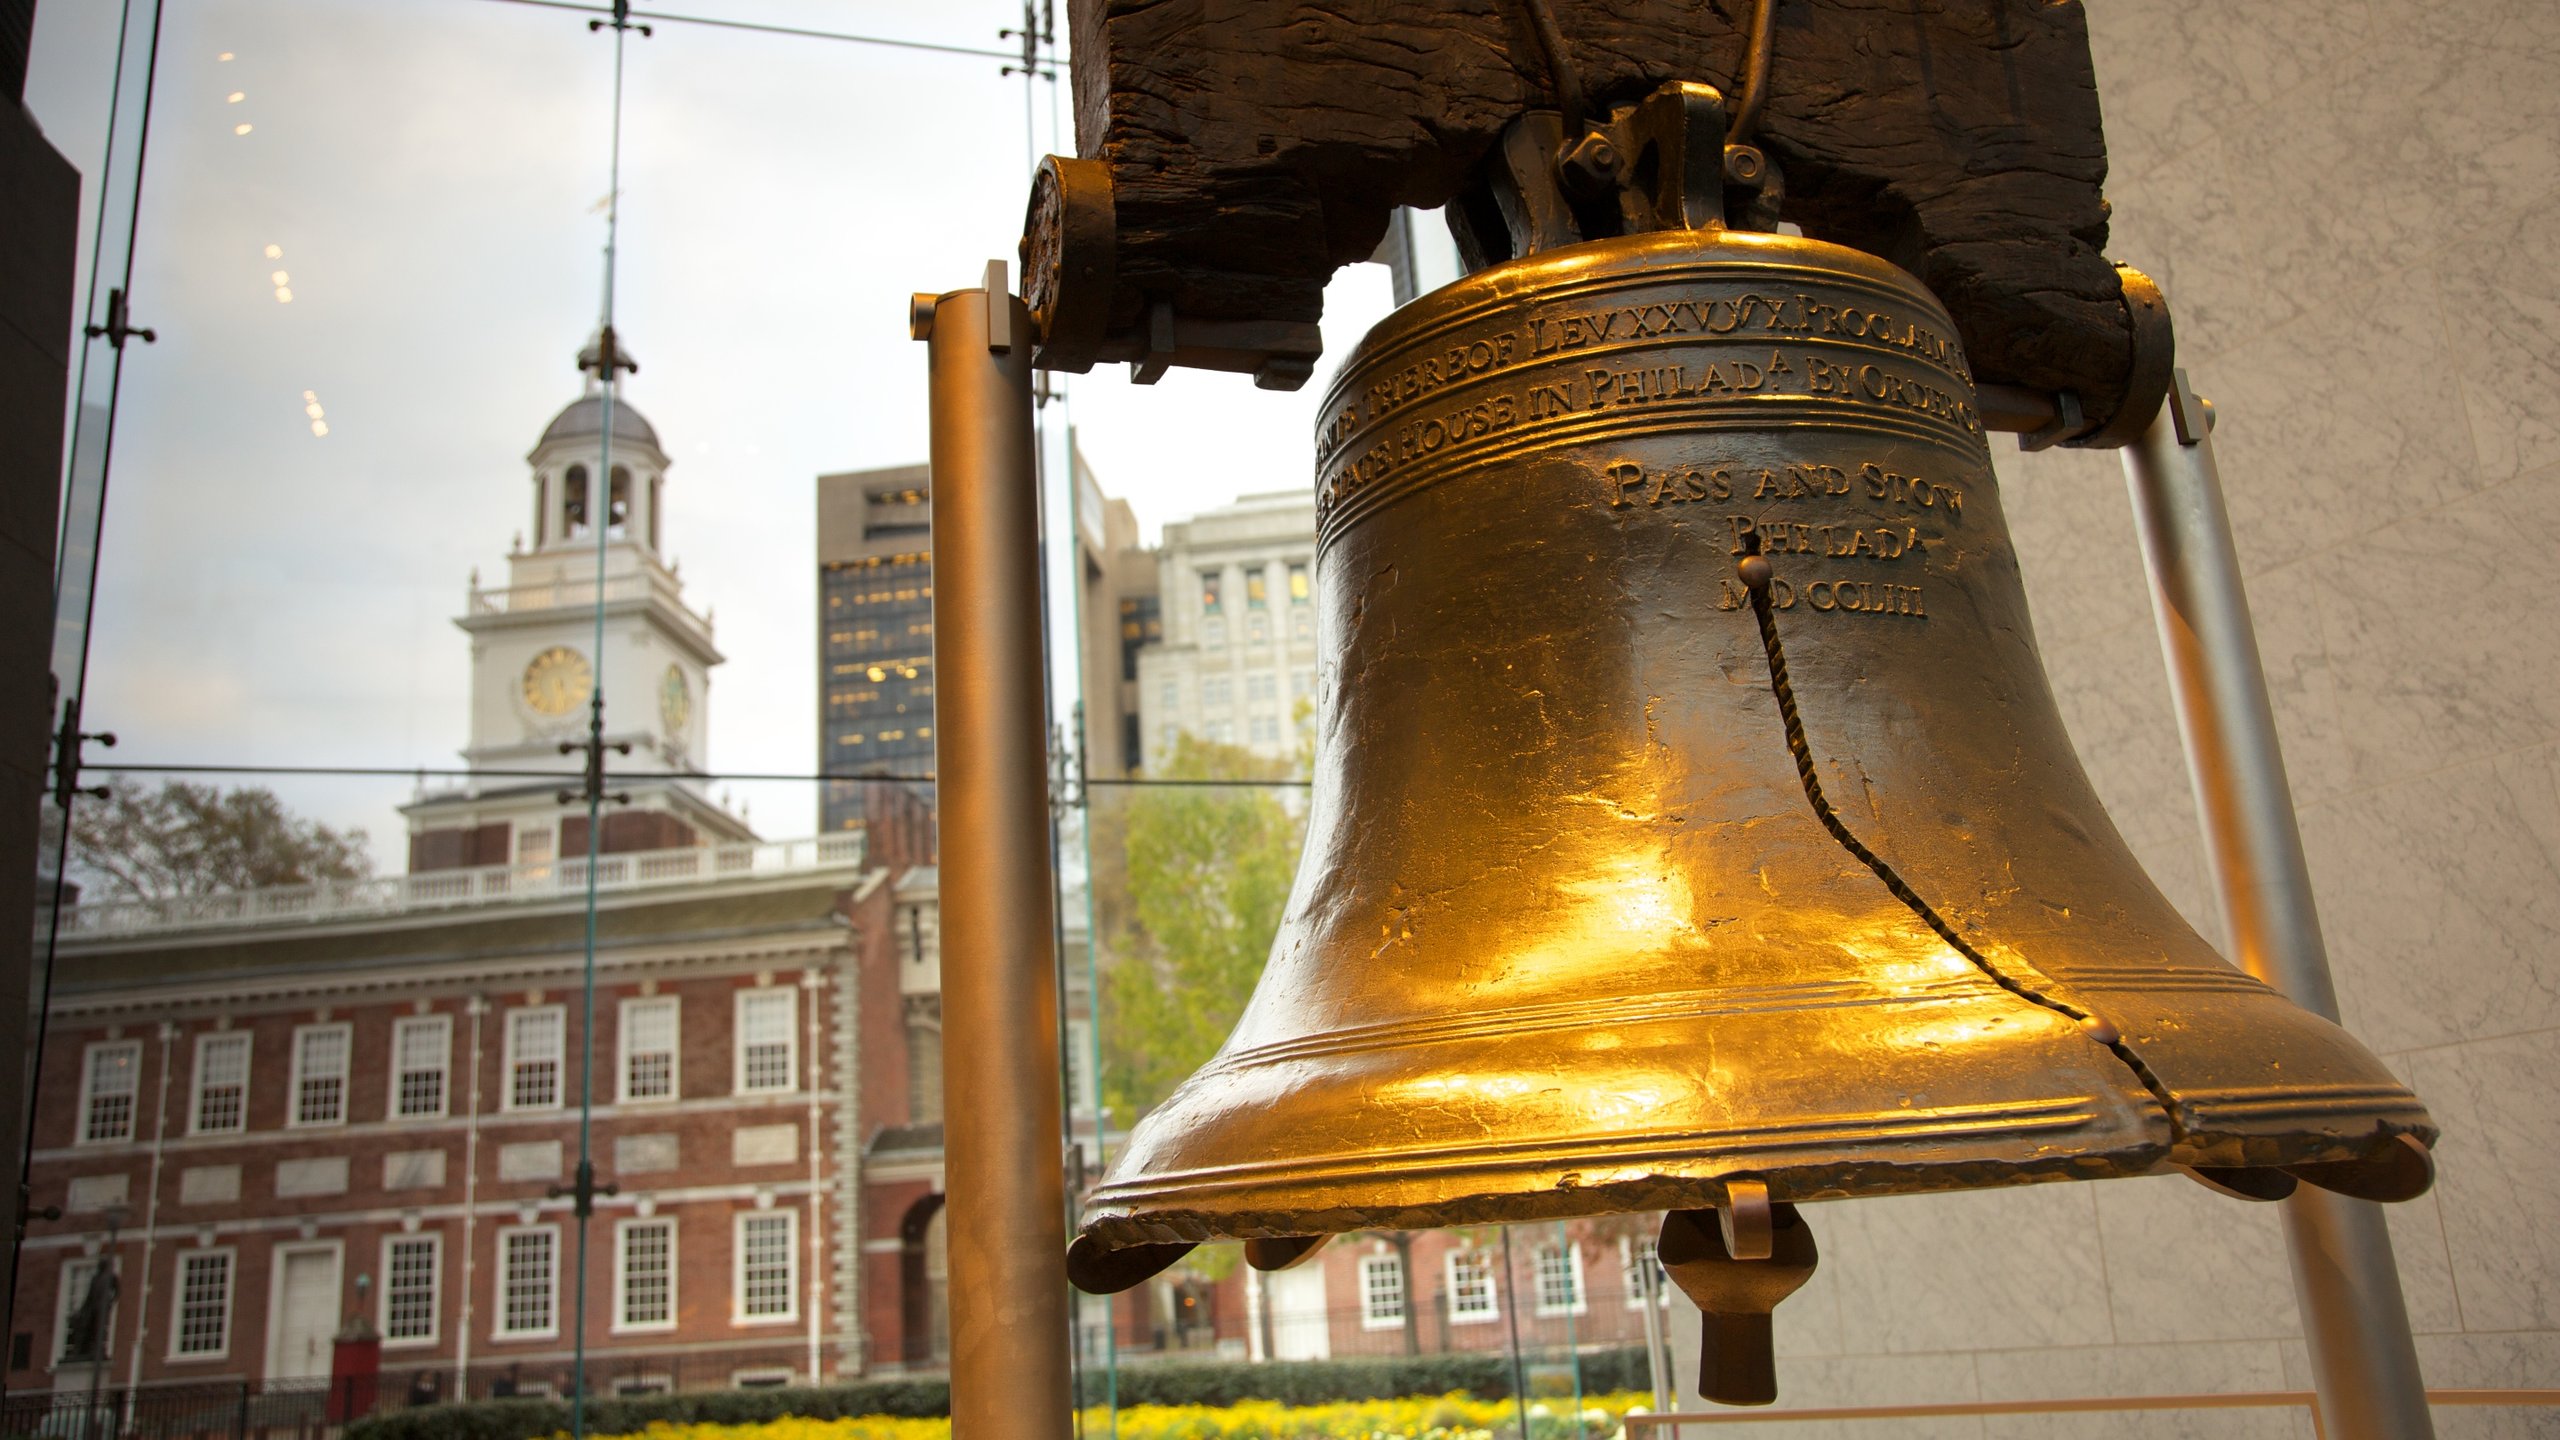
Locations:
919;266;1075;1440
2122;370;2434;1440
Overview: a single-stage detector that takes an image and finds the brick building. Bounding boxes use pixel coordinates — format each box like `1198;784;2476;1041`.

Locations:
6;359;987;1399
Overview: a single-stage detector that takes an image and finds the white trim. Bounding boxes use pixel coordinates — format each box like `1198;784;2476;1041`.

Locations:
52;1255;101;1368
495;1223;562;1339
732;1209;799;1325
1620;1236;1670;1310
188;1032;251;1136
261;1240;342;1378
733;989;798;1096
1357;1253;1405;1332
1446;1248;1498;1325
732;1366;796;1389
168;1246;236;1362
379;1231;443;1348
1532;1241;1588;1318
76;1040;142;1145
390;1015;453;1121
618;996;681;1104
287;1022;352;1128
503;1006;567;1112
613;1215;679;1333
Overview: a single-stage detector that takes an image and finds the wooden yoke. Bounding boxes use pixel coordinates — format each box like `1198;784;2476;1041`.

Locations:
1020;0;2168;447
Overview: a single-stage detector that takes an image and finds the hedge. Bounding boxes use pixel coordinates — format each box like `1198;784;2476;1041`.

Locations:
343;1350;1654;1440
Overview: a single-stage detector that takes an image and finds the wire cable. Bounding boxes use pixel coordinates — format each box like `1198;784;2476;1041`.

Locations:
470;0;1062;66
87;761;1311;788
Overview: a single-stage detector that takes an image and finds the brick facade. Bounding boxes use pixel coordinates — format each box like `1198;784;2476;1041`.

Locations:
8;863;959;1399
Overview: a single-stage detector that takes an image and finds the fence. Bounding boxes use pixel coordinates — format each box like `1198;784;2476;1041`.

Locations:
0;1350;826;1440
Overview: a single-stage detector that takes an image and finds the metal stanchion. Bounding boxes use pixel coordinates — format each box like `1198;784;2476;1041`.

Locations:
2122;369;2435;1440
917;263;1075;1440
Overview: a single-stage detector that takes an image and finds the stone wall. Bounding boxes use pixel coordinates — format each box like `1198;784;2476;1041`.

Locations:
1665;3;2560;1434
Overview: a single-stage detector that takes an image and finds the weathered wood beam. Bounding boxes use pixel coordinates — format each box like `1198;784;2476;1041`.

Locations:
1033;0;2158;442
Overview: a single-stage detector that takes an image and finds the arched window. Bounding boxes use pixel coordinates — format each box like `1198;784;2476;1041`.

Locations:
563;465;590;537
608;465;632;539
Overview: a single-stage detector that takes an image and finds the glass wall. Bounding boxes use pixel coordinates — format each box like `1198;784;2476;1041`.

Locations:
13;1;1641;1433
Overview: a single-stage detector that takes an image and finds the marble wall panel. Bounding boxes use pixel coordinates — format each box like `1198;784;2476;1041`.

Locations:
2204;261;2477;581
2304;742;2560;1054
2404;1030;2560;1332
2091;1176;2296;1346
1820;1187;2115;1355
2440;198;2560;490
1995;444;2153;652
2305;467;2560;795
1976;1338;2300;1440
2081;0;2391;192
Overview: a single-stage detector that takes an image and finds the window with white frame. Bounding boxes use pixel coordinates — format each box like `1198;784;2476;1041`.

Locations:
735;1210;798;1322
391;1016;450;1120
190;1033;249;1135
1622;1236;1668;1308
498;1226;559;1337
1533;1243;1586;1316
52;1257;99;1365
382;1234;440;1344
171;1249;233;1358
621;998;680;1102
290;1023;351;1127
1447;1249;1497;1324
1359;1254;1405;1330
79;1041;141;1144
507;1007;565;1111
616;1218;676;1332
735;990;797;1095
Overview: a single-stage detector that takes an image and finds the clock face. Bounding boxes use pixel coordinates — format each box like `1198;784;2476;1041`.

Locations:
659;664;692;737
521;646;592;717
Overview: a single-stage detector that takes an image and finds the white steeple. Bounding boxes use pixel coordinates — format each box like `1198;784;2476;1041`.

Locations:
401;333;753;869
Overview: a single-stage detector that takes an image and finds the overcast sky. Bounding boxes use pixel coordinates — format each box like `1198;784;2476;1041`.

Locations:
28;0;1408;859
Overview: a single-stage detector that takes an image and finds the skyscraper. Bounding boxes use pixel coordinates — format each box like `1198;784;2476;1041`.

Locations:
817;466;936;833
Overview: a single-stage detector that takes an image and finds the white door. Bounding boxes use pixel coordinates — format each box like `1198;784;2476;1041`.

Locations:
1267;1264;1331;1361
268;1246;341;1381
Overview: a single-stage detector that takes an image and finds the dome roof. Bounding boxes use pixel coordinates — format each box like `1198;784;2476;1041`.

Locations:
539;393;660;451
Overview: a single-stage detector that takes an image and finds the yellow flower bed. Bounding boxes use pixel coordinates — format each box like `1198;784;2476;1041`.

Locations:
594;1392;1656;1440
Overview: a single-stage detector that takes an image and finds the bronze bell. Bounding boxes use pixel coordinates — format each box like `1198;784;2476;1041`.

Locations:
1065;84;2434;1405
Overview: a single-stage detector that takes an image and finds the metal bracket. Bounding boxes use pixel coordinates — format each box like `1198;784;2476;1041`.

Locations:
2168;368;2209;447
83;288;155;350
50;700;113;809
985;259;1015;353
547;1158;619;1219
2017;389;2086;452
586;0;652;36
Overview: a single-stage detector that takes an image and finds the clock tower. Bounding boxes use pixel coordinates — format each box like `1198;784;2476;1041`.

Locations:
404;333;754;872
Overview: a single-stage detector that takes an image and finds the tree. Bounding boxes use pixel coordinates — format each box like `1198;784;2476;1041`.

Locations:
1097;734;1305;1121
67;778;372;901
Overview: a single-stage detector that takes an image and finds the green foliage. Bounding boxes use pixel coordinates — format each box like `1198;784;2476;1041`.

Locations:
1099;735;1305;1119
344;1380;953;1440
67;777;371;900
341;1352;1656;1440
1079;1350;1651;1409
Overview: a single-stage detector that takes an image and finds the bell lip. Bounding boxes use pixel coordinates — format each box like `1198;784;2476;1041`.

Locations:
1072;1153;2162;1250
1071;1120;2439;1251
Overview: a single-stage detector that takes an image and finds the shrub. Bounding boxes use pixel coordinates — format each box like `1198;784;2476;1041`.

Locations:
343;1351;1652;1440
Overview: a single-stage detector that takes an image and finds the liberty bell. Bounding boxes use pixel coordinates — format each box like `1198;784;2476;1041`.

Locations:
1058;84;2434;1404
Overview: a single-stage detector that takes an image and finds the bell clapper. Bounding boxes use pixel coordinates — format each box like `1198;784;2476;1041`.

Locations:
1242;1234;1331;1272
1658;1200;1819;1408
